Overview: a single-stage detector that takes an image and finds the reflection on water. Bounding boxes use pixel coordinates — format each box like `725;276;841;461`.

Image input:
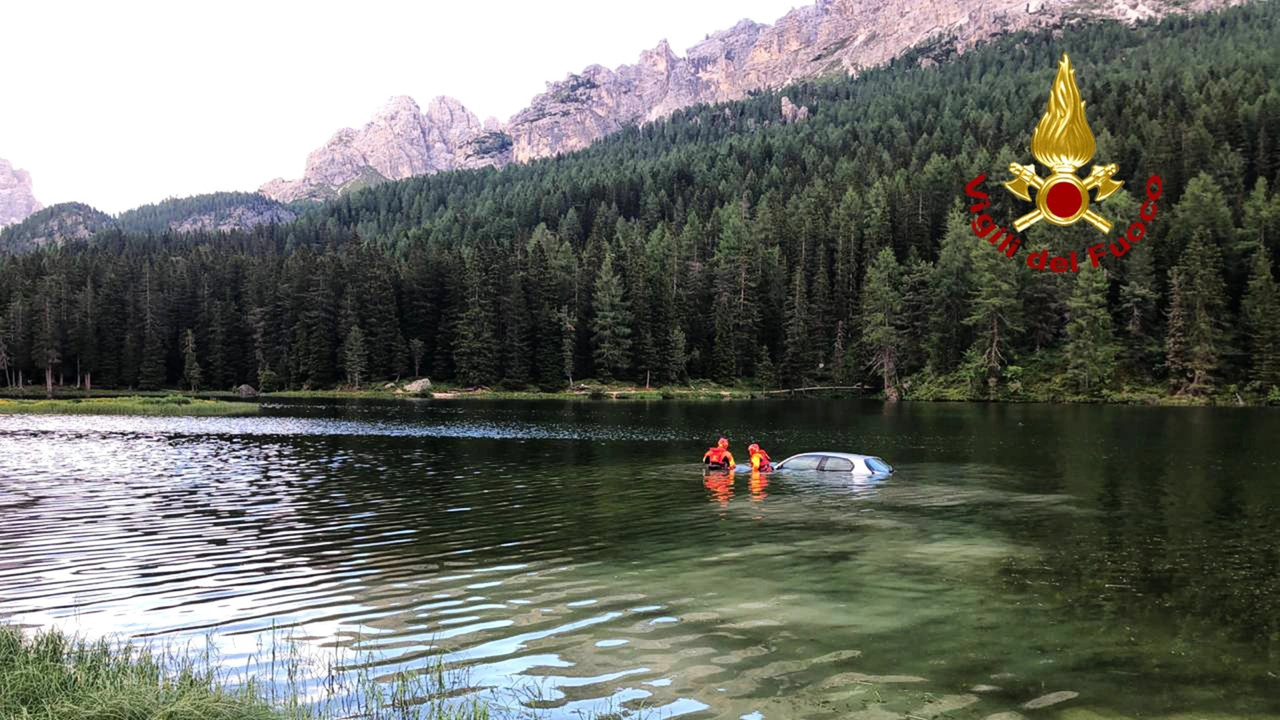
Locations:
2;400;1279;719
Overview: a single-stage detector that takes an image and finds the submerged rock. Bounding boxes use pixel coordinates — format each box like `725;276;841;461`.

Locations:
1023;690;1079;709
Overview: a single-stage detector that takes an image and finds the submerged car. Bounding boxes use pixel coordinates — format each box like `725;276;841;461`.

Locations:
773;452;894;477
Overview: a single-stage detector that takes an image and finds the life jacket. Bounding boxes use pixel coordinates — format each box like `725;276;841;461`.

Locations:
705;447;731;465
750;450;773;471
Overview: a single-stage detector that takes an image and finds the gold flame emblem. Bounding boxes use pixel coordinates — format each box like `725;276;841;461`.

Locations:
1004;53;1123;233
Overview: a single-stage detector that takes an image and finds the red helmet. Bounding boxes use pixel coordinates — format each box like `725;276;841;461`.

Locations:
717;437;729;448
748;443;760;453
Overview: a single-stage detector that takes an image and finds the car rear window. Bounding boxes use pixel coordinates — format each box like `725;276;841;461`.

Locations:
866;457;893;474
820;457;854;472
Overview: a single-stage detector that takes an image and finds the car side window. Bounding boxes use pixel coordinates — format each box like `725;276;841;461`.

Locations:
820;457;854;472
783;455;822;470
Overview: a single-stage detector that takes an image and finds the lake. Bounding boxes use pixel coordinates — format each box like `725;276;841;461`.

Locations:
1;399;1278;718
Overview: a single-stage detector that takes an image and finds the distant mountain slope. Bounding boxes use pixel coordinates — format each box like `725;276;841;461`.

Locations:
0;203;113;253
260;0;1245;202
116;192;298;235
0;193;297;253
0;158;42;228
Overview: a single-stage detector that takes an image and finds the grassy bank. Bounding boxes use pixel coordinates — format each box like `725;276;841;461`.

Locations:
0;395;258;416
0;624;490;720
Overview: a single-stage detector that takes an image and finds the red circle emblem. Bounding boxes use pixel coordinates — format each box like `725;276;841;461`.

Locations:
1045;181;1083;219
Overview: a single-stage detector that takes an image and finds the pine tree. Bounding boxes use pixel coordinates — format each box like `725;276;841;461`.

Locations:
898;249;934;377
454;257;498;387
861;247;904;399
1065;267;1117;395
138;265;168;390
966;233;1022;383
1117;240;1161;380
590;249;632;381
32;280;62;398
1243;245;1280;389
782;262;814;386
1166;232;1228;395
73;277;97;391
928;207;973;372
342;325;369;389
182;328;202;392
409;338;425;377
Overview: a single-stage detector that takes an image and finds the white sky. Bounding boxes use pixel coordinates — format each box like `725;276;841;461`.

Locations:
3;0;802;214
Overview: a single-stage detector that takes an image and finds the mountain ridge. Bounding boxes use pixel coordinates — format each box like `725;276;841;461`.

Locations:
259;0;1245;203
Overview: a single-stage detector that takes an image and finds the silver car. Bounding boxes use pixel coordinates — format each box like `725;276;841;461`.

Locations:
773;452;894;477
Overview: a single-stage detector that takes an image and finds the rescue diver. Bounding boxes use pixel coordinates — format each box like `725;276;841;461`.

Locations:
747;443;773;472
702;437;735;470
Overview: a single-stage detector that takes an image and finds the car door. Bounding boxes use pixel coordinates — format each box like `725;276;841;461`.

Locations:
818;456;854;473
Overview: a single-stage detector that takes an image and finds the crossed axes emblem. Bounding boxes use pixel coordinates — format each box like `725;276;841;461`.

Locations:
1004;162;1124;234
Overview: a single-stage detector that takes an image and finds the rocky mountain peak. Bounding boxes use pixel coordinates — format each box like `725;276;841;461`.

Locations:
0;158;42;228
261;94;510;203
262;0;1243;202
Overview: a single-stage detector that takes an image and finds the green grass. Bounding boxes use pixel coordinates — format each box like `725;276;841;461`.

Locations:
0;624;491;720
0;395;258;416
0;624;279;720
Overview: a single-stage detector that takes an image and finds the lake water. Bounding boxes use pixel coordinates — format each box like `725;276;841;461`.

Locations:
1;399;1278;719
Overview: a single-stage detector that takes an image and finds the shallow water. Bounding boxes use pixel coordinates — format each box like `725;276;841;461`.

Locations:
2;399;1278;718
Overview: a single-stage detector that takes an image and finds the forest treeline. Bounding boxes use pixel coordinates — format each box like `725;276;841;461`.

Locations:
1;3;1279;400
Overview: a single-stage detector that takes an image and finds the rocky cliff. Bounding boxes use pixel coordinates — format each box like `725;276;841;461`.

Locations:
0;158;42;228
262;96;512;203
262;0;1242;201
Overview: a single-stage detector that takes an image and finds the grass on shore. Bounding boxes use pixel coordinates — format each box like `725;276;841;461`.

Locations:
0;624;490;720
0;394;258;417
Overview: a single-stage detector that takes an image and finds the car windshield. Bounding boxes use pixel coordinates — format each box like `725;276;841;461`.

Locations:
866;457;893;474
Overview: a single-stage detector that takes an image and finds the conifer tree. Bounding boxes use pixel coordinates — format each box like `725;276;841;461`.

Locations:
591;249;632;382
1065;267;1117;395
454;258;498;387
409;338;425;377
861;247;904;399
1166;231;1228;395
782;261;814;386
966;233;1022;382
1243;245;1280;389
928;208;973;372
1117;241;1161;380
182;328;202;392
342;325;369;389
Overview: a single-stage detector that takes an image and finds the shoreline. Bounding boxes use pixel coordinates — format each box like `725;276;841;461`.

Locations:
1;383;1274;408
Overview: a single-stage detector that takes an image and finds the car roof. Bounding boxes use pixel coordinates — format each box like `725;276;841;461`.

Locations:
780;452;878;463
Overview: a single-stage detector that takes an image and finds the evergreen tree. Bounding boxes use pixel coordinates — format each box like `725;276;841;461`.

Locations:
1117;241;1161;381
861;247;904;399
966;233;1022;384
454;257;498;386
928;208;973;372
409;338;426;377
182;328;203;392
1065;268;1117;395
1166;232;1228;395
342;325;369;389
591;249;632;381
782;261;814;386
1243;245;1280;389
32;279;62;398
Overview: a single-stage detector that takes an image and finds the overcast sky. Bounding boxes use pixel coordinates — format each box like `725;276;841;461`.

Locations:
4;0;803;214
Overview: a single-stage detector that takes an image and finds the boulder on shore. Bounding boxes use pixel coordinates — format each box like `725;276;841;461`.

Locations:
235;384;258;398
400;378;432;394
